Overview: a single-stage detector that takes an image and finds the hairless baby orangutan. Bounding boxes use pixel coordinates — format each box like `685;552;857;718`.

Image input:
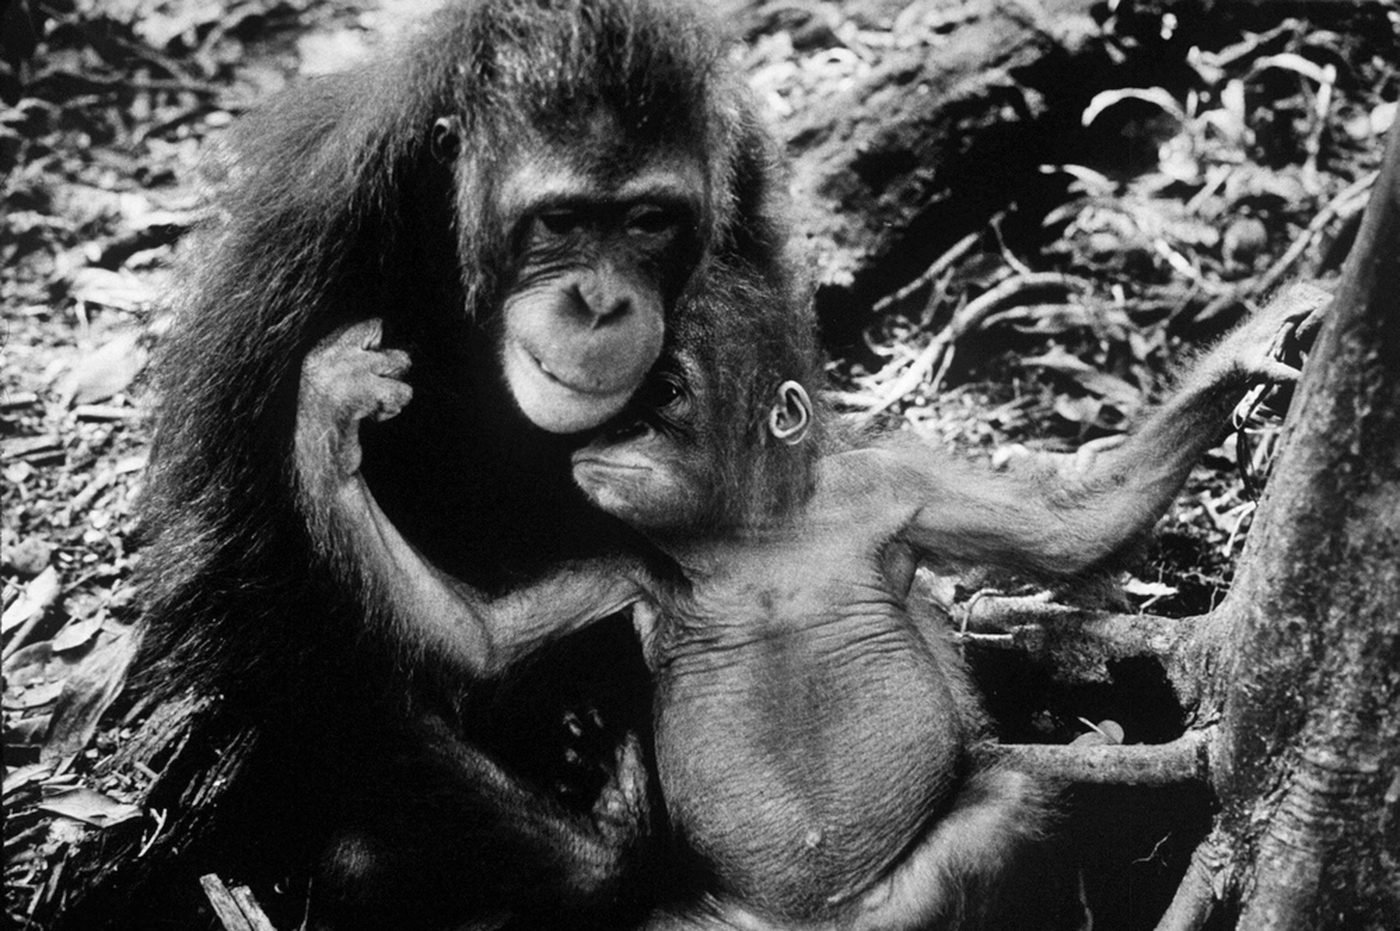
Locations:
300;272;1324;927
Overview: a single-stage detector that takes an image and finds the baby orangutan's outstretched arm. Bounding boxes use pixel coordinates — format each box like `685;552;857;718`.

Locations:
890;283;1328;578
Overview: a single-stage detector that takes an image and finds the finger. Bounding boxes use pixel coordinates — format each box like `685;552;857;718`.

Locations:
370;382;414;421
323;317;385;350
1294;303;1330;343
1254;360;1302;384
352;317;385;349
372;348;413;378
1264;290;1327;357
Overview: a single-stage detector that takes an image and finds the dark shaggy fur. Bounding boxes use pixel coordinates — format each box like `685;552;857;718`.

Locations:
139;0;794;699
60;2;809;929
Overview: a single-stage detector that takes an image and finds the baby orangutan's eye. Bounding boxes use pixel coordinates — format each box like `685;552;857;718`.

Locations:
642;376;686;411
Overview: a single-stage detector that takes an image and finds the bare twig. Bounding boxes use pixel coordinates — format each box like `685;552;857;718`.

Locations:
73;404;141;421
1197;171;1377;322
870;229;982;314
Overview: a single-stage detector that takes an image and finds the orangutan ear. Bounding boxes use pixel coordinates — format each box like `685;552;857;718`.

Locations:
431;116;463;164
768;380;811;446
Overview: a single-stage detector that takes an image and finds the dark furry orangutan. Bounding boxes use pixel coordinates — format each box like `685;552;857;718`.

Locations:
302;265;1322;928
60;2;807;930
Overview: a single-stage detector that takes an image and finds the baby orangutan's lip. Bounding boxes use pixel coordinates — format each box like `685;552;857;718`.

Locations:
571;451;647;471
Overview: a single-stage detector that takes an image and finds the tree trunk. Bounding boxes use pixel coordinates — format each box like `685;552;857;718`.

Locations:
1146;117;1400;931
974;115;1400;931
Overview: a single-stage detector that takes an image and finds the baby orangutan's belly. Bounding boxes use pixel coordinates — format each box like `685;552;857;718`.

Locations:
655;638;963;919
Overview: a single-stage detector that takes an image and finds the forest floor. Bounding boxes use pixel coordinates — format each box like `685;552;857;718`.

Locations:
3;0;1397;927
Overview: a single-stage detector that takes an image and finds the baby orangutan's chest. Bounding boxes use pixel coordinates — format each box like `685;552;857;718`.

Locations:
652;549;961;917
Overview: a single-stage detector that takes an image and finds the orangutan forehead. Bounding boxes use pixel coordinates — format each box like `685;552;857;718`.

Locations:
498;140;708;216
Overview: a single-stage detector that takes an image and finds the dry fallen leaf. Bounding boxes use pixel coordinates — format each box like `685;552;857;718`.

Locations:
44;625;139;762
38;786;141;828
55;329;150;407
2;566;61;638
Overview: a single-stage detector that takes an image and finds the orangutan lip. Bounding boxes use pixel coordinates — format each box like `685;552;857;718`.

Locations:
526;347;615;398
572;453;646;471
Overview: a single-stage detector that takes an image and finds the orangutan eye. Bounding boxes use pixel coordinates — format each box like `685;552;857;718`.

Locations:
537;210;585;236
626;205;678;236
643;375;686;411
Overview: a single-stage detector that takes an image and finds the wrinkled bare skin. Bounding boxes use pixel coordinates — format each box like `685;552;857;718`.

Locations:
568;283;1327;929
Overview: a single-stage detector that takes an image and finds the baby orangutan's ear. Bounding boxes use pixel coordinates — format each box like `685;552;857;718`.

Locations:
768;380;811;446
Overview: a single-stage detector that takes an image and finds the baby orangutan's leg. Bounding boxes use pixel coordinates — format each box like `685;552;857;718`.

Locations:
847;766;1050;930
636;767;1050;931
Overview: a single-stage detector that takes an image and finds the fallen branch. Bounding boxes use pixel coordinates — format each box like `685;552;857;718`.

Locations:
991;728;1211;786
1153;831;1228;931
200;874;276;931
858;272;1091;421
950;595;1200;692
